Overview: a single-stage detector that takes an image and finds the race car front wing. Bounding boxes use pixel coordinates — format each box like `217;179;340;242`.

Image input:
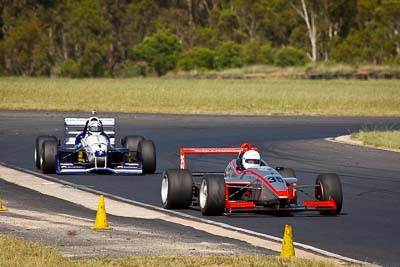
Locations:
224;197;337;215
56;162;143;175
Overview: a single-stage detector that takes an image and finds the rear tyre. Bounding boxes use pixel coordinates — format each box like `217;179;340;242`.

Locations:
35;136;57;169
315;173;343;215
138;140;156;174
199;175;225;216
161;169;193;209
123;135;144;161
277;167;296;178
41;140;58;174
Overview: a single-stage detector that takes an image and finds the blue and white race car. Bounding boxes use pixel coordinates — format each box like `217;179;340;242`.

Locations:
34;111;156;175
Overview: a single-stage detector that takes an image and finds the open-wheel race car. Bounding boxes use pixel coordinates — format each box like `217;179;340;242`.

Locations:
34;111;156;175
161;142;342;216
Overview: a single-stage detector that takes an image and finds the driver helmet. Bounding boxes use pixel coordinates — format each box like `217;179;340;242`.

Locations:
242;150;261;169
87;117;103;135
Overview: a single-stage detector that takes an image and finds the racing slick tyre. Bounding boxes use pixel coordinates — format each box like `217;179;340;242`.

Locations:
277;167;296;178
315;173;343;215
138;140;156;174
161;169;193;209
35;136;57;169
123;135;144;162
199;175;225;216
41;140;58;174
277;168;297;205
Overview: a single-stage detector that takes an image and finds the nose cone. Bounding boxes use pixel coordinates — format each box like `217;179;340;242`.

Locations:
95;150;107;157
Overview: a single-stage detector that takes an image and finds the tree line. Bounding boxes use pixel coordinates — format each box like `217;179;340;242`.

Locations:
0;0;399;77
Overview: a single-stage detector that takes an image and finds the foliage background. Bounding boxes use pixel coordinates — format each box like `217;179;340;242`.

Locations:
0;0;399;77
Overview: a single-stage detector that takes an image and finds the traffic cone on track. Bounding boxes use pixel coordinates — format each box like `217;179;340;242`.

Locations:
91;195;111;230
281;224;295;257
0;195;7;211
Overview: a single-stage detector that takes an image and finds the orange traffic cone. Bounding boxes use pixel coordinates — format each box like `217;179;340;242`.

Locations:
91;195;111;230
281;224;295;257
0;195;7;211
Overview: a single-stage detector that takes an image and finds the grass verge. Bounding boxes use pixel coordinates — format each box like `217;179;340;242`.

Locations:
0;235;354;267
170;63;400;79
351;130;400;149
0;77;399;116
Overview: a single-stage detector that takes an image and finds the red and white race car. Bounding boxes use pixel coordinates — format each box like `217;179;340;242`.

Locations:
161;142;342;216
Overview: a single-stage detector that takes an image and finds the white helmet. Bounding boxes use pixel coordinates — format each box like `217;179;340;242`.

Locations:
242;150;261;169
87;117;102;135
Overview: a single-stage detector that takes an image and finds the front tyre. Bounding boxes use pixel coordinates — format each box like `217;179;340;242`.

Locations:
41;140;58;174
315;173;343;215
199;175;225;216
161;169;193;209
138;140;156;174
35;136;57;169
123;135;144;162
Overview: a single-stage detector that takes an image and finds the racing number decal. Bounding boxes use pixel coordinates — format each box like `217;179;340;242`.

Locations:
267;176;283;183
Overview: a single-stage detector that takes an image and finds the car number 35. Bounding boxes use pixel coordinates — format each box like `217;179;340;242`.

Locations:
267;176;284;183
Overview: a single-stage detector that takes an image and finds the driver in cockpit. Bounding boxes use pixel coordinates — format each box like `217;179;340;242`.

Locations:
241;149;261;169
74;117;107;148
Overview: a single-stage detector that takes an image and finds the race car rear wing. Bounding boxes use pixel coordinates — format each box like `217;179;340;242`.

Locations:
179;142;257;169
64;118;115;146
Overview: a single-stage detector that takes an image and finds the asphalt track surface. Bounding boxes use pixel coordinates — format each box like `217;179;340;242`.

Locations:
1;111;399;266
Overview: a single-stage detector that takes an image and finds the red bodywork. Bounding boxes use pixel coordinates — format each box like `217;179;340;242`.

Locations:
180;142;337;214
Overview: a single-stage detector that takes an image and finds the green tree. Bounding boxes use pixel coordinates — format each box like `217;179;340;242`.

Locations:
211;8;242;42
318;0;357;61
331;24;396;65
331;0;399;64
241;41;266;65
157;2;189;46
378;0;400;59
274;46;307;67
132;30;182;76
178;47;215;70
260;43;274;64
0;19;49;75
113;60;148;78
122;0;160;48
214;41;243;69
194;27;217;48
59;59;80;78
79;40;107;77
262;0;298;46
233;0;269;41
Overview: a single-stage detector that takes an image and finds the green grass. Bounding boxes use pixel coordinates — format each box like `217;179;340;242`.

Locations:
351;130;400;149
0;235;354;267
0;77;399;116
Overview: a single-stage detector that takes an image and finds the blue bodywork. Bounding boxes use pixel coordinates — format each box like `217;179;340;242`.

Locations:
55;117;143;175
56;145;143;175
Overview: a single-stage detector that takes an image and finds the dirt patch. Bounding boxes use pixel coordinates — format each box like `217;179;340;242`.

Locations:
0;208;257;258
